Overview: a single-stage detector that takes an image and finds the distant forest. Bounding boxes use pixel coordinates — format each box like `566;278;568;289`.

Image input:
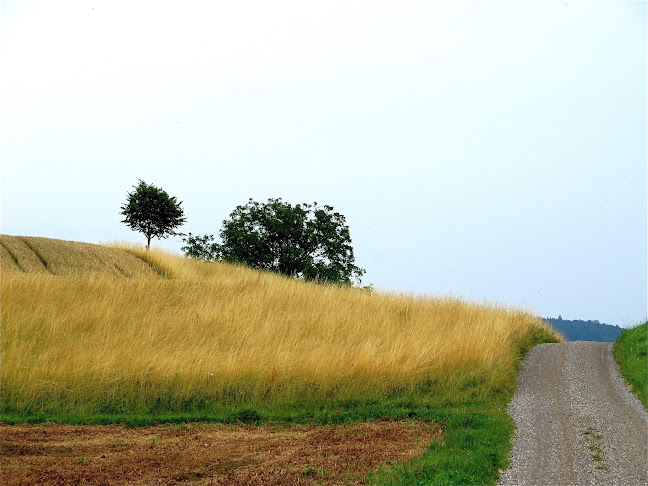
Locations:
543;316;623;342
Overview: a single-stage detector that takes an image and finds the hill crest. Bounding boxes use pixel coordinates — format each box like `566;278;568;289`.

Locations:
1;235;161;278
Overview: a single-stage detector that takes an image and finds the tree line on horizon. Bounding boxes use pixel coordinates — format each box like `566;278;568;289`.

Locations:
544;316;623;342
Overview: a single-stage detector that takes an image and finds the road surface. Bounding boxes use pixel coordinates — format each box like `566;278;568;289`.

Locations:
499;341;648;486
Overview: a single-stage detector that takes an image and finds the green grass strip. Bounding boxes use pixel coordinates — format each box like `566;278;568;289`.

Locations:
370;409;514;485
613;321;648;409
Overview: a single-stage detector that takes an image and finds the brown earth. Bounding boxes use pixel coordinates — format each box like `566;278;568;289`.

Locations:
0;420;439;485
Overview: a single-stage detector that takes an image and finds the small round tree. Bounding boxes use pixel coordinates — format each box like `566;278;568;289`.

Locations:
120;180;186;248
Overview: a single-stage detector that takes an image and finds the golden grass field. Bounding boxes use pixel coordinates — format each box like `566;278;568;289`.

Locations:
1;235;561;416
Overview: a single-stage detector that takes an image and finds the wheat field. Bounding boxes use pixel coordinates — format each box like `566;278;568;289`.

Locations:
1;235;561;416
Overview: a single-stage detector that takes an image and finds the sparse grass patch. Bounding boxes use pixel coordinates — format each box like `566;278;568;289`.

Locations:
613;321;648;408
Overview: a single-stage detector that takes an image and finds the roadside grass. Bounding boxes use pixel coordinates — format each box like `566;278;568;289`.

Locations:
0;235;561;485
370;409;514;486
613;321;648;409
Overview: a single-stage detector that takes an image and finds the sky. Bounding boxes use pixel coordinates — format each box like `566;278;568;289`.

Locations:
1;0;646;327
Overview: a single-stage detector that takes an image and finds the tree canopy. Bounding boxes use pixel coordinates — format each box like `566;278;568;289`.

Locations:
120;180;186;248
182;198;364;284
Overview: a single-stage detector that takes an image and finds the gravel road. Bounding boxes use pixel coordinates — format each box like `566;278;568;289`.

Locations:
499;341;648;486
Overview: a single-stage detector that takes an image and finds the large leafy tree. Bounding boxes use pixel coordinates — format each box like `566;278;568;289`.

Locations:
182;198;365;284
120;180;186;248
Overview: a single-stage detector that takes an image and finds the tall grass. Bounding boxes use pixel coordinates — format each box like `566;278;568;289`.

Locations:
1;237;560;417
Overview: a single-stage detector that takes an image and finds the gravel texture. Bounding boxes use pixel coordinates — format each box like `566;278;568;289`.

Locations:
499;341;648;486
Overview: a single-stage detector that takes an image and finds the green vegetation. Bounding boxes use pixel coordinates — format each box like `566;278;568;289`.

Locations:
370;410;515;485
120;180;186;248
613;321;648;408
182;197;365;284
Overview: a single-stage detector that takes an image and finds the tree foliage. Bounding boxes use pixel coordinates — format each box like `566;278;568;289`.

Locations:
120;180;186;248
182;233;219;260
182;198;365;284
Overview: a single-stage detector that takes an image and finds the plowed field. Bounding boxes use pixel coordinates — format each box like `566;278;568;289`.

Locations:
1;420;439;485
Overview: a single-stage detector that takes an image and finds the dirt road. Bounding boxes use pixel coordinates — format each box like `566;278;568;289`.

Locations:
499;341;648;485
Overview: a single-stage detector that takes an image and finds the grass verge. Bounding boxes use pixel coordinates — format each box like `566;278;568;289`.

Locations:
613;321;648;409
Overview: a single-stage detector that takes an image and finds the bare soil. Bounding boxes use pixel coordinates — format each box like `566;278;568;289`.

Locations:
0;420;439;485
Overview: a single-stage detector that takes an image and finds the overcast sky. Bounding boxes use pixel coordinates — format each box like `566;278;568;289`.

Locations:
1;1;646;326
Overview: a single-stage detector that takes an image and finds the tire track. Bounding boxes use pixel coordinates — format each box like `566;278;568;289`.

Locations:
0;240;25;272
19;237;54;274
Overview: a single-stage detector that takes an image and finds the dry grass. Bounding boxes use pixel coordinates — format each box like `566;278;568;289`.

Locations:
0;235;561;415
0;235;158;278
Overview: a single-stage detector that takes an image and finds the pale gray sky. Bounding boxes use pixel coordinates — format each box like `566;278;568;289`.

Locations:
1;0;646;326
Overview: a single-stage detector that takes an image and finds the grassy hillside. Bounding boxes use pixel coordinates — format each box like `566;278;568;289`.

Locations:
613;321;648;409
1;235;561;484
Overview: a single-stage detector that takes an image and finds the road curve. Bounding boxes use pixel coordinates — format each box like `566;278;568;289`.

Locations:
498;341;648;486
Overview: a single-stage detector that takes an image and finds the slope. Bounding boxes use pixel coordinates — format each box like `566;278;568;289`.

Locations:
0;235;160;278
1;235;562;485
